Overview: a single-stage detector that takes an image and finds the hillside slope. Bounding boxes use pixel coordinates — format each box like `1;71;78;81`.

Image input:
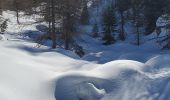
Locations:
0;10;170;100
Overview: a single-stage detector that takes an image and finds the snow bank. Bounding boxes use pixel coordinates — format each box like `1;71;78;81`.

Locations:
1;42;169;100
54;60;144;100
0;40;97;100
54;56;170;100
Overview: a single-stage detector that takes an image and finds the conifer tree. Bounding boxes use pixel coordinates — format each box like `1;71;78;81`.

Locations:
131;0;143;45
160;8;170;49
102;6;116;45
80;1;89;25
116;0;131;40
144;0;169;35
0;19;8;33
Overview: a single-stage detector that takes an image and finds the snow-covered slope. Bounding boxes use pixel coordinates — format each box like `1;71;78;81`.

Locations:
54;58;170;100
0;11;170;100
1;39;170;100
0;40;98;100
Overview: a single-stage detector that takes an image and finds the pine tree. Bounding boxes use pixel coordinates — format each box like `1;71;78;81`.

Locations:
13;0;20;24
0;19;8;33
144;0;169;35
59;0;84;50
102;6;116;45
116;0;131;40
155;0;170;49
80;1;89;25
131;0;143;46
0;0;2;15
160;14;170;49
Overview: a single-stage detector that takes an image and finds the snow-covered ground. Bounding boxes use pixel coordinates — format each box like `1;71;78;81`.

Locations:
0;11;170;100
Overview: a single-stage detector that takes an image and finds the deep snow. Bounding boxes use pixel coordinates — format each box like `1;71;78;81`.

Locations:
0;11;170;100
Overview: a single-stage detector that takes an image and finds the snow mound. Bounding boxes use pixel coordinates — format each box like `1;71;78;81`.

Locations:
54;57;170;100
55;73;107;100
54;60;145;100
145;54;170;71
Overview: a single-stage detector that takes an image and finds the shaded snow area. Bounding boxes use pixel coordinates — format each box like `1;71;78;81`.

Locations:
0;11;170;100
77;34;163;64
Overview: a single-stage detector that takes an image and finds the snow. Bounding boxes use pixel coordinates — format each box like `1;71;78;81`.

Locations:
0;10;170;100
1;38;170;100
0;40;98;100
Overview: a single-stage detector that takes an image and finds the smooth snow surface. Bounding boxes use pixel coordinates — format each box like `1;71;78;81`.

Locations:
1;38;170;100
0;11;170;100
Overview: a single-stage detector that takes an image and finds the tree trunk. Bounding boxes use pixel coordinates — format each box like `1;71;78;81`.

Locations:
14;1;20;24
120;11;125;40
133;7;140;46
16;10;20;24
0;0;2;15
51;0;56;48
137;26;140;46
0;6;2;15
65;32;69;50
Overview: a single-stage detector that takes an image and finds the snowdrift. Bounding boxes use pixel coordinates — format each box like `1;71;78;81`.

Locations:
0;34;170;100
0;11;170;100
55;60;144;100
1;39;170;100
54;58;170;100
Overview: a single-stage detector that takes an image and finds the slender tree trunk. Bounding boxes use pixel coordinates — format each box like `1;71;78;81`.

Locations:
64;1;71;50
51;0;56;48
0;1;2;15
47;3;51;38
65;31;69;50
133;7;140;46
64;14;70;50
0;9;2;15
120;11;125;40
132;7;136;23
16;10;20;24
14;1;20;24
136;10;140;46
137;26;140;45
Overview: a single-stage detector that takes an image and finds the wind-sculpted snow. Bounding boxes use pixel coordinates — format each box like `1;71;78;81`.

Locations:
0;38;170;100
54;59;170;100
0;37;170;100
1;11;170;100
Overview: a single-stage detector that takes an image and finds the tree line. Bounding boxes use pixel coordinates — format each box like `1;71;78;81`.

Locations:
0;0;170;51
0;0;90;50
94;0;170;46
